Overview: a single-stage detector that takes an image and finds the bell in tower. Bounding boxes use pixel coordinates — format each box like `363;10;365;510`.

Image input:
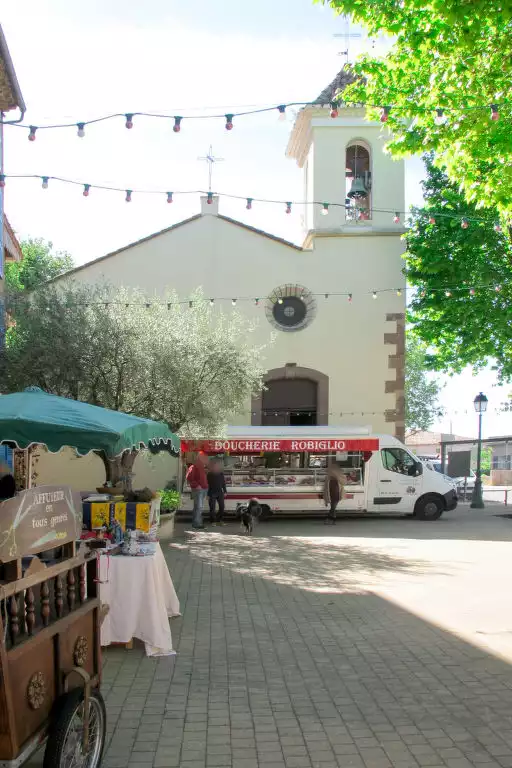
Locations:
347;176;368;200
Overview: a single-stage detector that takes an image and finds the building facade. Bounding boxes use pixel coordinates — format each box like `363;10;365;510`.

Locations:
59;68;407;439
0;25;26;288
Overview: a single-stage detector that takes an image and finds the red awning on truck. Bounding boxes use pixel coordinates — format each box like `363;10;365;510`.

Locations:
180;438;379;454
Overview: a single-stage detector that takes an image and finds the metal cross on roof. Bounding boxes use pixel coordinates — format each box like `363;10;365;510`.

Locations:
198;145;224;192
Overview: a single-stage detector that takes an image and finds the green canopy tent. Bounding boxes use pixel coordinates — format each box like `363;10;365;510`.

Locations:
0;388;180;488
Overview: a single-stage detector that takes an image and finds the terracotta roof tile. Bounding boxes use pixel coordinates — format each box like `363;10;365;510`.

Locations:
0;26;25;113
313;65;359;105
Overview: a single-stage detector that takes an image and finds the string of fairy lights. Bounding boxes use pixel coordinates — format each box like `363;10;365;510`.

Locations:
254;407;511;417
11;281;509;309
0;173;508;232
2;99;508;139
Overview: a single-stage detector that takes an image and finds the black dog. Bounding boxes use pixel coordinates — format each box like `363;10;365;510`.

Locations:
239;498;261;535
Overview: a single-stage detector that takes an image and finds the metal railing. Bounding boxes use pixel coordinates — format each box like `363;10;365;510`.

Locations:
458;487;510;505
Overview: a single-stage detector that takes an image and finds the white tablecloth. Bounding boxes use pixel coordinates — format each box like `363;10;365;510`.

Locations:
99;542;180;656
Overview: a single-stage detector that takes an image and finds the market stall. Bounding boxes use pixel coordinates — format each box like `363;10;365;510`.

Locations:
181;426;375;516
0;387;182;664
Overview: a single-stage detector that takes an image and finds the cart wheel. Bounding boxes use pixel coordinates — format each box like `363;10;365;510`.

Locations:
43;687;106;768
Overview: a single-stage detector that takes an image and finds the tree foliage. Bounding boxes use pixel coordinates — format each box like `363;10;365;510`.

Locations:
5;238;74;292
1;283;269;436
405;157;512;380
405;334;443;432
322;0;512;218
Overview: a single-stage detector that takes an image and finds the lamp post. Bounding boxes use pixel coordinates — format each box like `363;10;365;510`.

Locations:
470;392;488;509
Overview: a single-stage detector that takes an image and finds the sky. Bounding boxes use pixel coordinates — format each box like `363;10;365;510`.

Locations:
1;0;511;440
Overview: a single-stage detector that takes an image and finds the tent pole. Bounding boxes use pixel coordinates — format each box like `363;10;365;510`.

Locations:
26;447;32;489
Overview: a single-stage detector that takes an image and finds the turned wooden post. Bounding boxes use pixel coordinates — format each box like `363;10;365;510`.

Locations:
67;569;76;612
55;574;64;617
9;594;20;645
25;588;35;635
41;581;50;627
79;564;86;604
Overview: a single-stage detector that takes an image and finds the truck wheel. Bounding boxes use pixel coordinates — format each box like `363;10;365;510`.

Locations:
414;494;444;521
44;688;106;768
259;504;272;521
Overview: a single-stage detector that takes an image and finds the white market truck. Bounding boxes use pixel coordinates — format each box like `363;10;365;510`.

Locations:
180;426;457;521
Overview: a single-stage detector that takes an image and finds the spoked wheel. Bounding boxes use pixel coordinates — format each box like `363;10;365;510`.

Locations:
43;688;106;768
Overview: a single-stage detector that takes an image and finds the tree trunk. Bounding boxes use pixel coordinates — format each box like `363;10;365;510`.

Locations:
95;450;138;492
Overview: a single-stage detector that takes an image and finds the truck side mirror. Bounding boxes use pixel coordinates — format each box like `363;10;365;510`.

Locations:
415;461;423;477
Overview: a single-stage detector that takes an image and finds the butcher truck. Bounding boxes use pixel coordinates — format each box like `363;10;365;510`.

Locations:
180;426;457;521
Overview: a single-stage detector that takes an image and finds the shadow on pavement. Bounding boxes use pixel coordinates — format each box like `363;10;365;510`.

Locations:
161;534;512;768
170;524;435;593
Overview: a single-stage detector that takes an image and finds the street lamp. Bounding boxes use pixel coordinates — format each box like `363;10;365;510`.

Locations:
470;392;488;509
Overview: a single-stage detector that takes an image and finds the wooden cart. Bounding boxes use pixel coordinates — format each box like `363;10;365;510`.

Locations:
0;485;107;767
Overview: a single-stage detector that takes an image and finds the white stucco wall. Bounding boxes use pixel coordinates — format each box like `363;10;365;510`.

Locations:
62;209;404;434
31;447;178;492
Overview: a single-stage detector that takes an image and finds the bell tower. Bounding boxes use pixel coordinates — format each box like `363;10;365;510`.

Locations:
286;67;405;239
285;67;407;441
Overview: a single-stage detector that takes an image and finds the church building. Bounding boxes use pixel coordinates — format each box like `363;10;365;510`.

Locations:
59;69;406;440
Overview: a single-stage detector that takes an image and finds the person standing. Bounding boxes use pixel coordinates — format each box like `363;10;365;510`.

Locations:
186;452;208;530
323;465;345;525
207;459;227;526
0;461;15;501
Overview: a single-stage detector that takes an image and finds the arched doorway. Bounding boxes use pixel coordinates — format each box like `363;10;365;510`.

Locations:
262;378;317;426
252;365;329;426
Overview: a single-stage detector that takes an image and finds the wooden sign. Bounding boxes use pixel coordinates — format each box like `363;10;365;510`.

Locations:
0;485;83;563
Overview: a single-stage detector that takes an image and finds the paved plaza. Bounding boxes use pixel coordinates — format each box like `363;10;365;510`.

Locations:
30;505;512;767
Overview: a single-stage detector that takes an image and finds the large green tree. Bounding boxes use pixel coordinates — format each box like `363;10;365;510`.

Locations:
2;282;269;436
405;334;443;432
322;0;512;218
5;238;74;292
405;157;512;379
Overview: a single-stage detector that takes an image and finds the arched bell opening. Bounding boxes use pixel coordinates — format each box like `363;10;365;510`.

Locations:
346;141;372;221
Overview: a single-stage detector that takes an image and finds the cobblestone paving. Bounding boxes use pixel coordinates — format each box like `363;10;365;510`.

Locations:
97;514;512;768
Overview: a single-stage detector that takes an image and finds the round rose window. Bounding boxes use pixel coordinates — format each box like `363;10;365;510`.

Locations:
265;285;317;332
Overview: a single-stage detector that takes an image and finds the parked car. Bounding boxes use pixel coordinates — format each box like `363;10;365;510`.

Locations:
453;471;476;496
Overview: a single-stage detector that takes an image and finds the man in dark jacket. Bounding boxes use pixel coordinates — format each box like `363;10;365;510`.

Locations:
186;452;208;530
207;459;227;525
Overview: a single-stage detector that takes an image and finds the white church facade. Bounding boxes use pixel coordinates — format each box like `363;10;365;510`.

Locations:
58;68;407;441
